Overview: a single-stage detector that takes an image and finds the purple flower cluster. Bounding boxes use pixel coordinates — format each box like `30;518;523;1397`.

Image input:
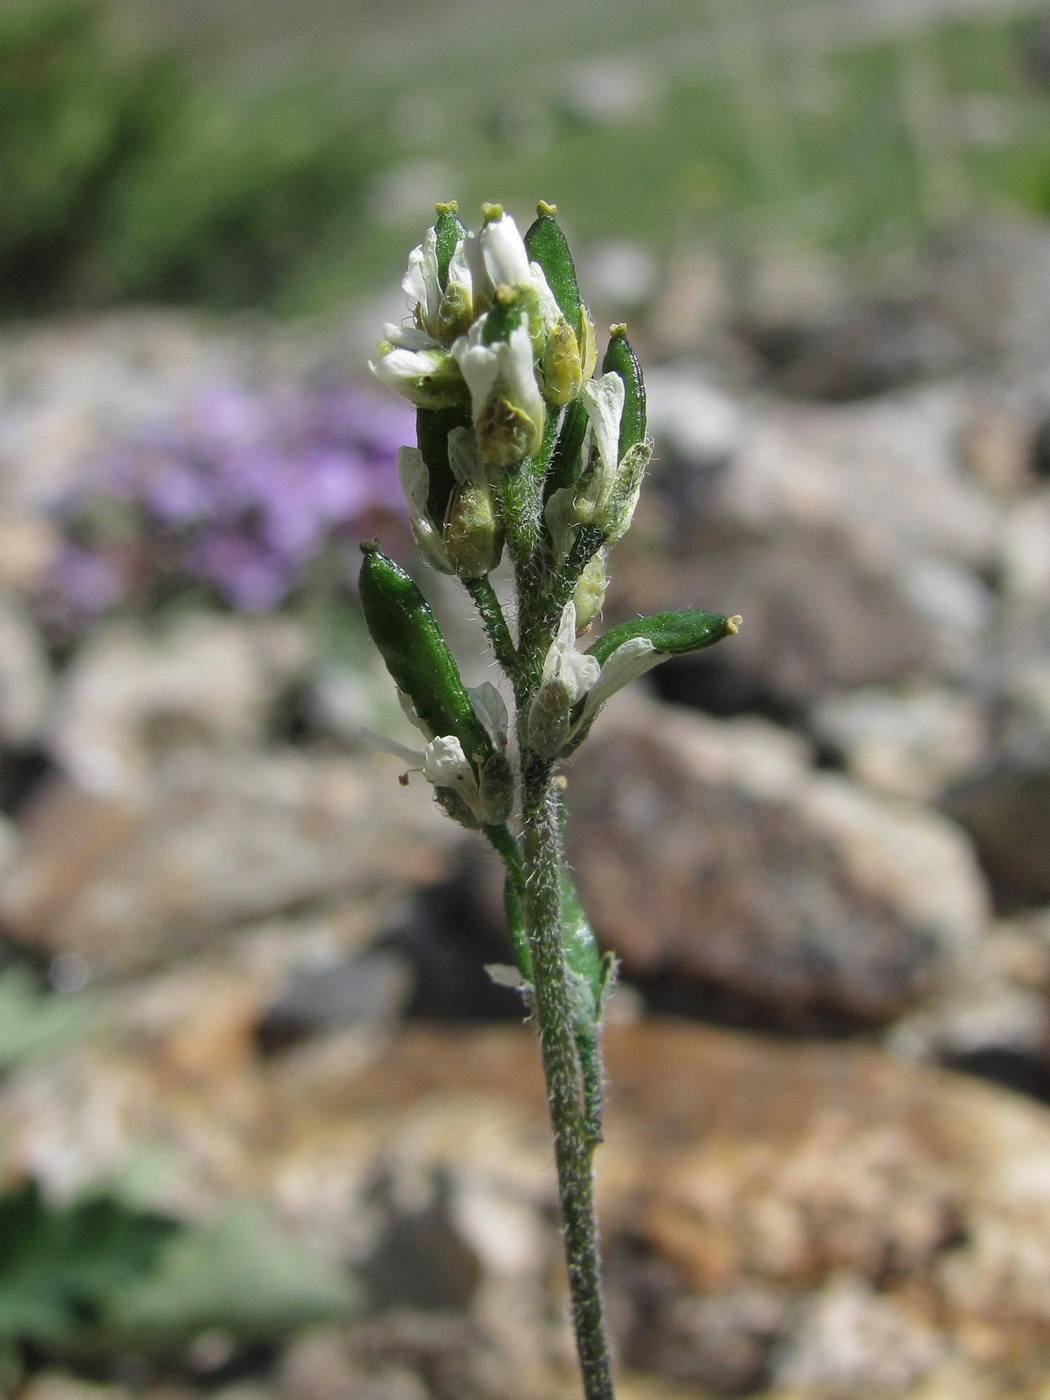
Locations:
46;383;412;625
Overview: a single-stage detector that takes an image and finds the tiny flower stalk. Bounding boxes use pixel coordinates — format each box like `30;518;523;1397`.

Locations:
365;201;741;1400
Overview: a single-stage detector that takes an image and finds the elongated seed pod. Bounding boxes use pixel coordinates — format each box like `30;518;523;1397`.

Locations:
544;397;589;500
601;324;646;458
417;406;469;525
359;542;494;763
524;201;582;329
587;608;740;667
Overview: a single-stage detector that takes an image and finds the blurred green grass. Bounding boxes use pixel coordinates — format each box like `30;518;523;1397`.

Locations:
5;0;1050;316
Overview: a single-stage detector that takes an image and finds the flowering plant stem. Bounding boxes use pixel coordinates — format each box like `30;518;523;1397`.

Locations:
519;757;615;1399
364;200;739;1400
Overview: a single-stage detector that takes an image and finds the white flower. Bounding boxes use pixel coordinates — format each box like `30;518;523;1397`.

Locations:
369;323;464;409
401;227;442;338
396;447;455;574
541;602;601;704
451;318;545;467
422;735;478;794
528;604;670;756
362;728;487;817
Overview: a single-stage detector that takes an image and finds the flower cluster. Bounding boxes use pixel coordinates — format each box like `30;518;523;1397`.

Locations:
44;383;412;629
370;200;648;597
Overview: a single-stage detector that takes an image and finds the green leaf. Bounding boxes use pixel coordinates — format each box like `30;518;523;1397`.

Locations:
106;1207;355;1345
0;1183;177;1346
0;968;94;1071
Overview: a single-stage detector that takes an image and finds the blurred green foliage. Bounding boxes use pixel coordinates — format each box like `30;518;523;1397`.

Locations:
0;0;380;313
0;968;93;1069
0;1182;354;1386
5;0;1050;316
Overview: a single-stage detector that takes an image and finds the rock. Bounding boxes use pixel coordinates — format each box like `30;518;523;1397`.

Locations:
811;687;987;803
771;1277;947;1393
736;296;968;401
944;763;1050;912
0;749;455;977
617;522;939;719
1001;492;1050;601
47;615;307;796
0;592;51;748
644;365;747;471
565;698;989;1026
8;1017;1050;1395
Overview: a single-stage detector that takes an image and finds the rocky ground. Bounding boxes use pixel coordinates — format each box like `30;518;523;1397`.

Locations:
3;219;1050;1396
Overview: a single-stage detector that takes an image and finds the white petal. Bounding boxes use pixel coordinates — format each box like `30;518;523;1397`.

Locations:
401;227;441;332
581;372;625;476
529;260;562;333
359;727;425;766
542;602;601;704
503;323;545;433
380;322;440;352
468;681;509;749
423;735;475;789
396;445;454;573
446;238;473;297
452;323;501;425
582;637;661;719
397;689;433;740
481;213;531;288
447;425;482;485
463;230;488;299
396;446;429;514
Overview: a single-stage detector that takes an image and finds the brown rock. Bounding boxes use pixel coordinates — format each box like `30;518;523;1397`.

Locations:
565;698;988;1026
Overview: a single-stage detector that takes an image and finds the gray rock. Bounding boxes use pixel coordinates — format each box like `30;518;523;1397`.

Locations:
566;698;989;1025
48;615;307;796
0;749;455;977
811;687;987;803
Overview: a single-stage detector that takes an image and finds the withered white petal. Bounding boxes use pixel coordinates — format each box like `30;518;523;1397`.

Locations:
581;372;626;477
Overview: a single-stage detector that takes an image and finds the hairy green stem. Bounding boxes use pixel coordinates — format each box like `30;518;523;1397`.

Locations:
520;758;614;1399
465;575;518;674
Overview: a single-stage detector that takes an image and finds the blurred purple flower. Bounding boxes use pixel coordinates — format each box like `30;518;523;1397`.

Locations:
44;382;412;630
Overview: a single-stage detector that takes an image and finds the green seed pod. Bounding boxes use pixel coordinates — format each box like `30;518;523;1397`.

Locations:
358;542;494;766
443;480;504;580
602;324;646;458
524;201;582;330
586;608;741;667
417;407;469;525
433;200;466;289
544;396;589;500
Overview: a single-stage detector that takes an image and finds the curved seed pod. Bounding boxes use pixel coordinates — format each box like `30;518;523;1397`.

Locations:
358;542;494;765
601;323;646;458
544;397;589;500
433;200;466;289
587;608;740;667
417;406;469;524
524;200;582;329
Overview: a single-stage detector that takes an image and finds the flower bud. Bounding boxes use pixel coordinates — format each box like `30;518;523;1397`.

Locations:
452;289;545;470
542;318;584;406
572;552;608;633
443;479;503;579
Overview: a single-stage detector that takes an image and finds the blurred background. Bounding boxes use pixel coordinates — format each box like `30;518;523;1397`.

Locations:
4;0;1050;1396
